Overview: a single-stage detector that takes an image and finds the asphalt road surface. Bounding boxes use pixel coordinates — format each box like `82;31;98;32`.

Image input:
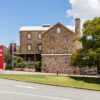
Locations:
0;78;100;100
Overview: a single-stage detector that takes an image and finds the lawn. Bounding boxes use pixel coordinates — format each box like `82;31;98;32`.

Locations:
0;74;100;91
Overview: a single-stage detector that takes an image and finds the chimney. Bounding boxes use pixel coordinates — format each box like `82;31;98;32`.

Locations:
75;18;81;37
42;24;51;27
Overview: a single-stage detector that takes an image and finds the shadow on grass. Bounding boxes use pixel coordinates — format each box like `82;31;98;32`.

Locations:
69;76;100;85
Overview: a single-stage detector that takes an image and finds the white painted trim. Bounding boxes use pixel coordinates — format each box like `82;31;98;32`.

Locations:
41;54;72;56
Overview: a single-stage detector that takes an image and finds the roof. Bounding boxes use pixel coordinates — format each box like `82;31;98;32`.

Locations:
42;22;75;36
19;26;51;31
66;25;75;32
19;23;75;32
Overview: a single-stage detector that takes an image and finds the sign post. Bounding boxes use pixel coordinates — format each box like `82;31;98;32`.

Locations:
0;45;4;72
10;43;16;70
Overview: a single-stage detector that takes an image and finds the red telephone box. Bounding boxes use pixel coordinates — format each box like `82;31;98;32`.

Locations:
0;45;4;69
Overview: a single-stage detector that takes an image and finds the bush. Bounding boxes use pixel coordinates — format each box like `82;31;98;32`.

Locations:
17;61;28;69
41;62;47;69
35;61;41;72
13;56;28;69
5;64;12;70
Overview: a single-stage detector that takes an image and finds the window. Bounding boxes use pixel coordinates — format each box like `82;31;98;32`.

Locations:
63;49;67;54
50;48;55;54
57;27;61;33
38;44;42;51
27;44;32;51
28;57;31;62
51;36;55;43
63;37;67;43
27;33;31;39
39;33;42;39
65;59;71;65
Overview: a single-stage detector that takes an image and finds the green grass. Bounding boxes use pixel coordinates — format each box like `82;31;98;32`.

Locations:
0;74;100;91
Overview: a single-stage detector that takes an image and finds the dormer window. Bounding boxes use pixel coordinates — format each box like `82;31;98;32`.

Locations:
57;27;61;33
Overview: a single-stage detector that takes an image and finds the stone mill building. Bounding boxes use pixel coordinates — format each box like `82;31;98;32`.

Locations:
18;18;81;74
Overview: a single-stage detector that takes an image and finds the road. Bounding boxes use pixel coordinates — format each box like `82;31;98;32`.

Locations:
0;78;100;100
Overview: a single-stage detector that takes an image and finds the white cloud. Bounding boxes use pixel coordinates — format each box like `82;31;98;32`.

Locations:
67;25;75;32
67;0;100;22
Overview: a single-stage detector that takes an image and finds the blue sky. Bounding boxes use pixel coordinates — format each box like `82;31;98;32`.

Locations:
0;0;74;46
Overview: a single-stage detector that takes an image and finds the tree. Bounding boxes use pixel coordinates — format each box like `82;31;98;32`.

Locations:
4;46;12;69
14;56;28;69
71;17;100;74
35;61;41;72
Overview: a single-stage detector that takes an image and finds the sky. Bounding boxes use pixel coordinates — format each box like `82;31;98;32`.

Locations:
0;0;100;46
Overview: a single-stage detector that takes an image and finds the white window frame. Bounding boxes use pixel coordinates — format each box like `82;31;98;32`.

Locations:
38;44;42;51
27;33;31;39
39;33;42;39
50;48;55;54
63;37;67;43
63;49;67;54
57;27;61;33
66;59;71;65
27;44;32;51
51;36;55;43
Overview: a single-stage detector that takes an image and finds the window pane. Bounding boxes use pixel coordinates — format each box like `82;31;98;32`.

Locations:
28;33;31;39
51;36;55;43
28;57;31;62
57;27;61;33
65;59;71;65
63;49;67;54
63;37;67;43
28;45;31;50
39;33;42;39
38;44;42;50
50;49;55;54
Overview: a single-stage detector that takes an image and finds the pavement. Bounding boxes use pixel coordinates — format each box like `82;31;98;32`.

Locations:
1;70;56;75
1;70;99;78
0;78;100;100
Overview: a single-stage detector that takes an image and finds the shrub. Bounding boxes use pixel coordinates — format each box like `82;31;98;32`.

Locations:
35;61;41;72
17;61;28;69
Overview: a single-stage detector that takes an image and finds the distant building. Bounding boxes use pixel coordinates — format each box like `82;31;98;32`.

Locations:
18;18;81;74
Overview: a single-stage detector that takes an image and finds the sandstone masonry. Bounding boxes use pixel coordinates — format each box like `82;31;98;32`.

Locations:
18;19;81;74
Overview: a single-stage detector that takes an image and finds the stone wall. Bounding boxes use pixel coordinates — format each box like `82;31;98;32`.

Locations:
80;67;97;75
42;23;77;54
19;23;82;74
41;54;80;74
20;23;81;55
20;31;43;54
